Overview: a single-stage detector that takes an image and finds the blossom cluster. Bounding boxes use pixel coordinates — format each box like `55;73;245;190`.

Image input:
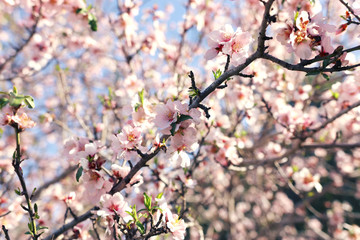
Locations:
275;11;337;59
205;24;253;65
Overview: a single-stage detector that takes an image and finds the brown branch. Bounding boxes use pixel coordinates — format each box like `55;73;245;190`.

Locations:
257;0;276;55
299;45;360;66
301;142;360;149
310;99;360;133
263;53;360;73
43;207;98;240
109;147;163;194
339;0;360;22
2;225;11;240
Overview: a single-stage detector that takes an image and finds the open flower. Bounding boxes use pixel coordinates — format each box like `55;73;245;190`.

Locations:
205;24;253;65
166;212;186;240
293;168;322;192
97;192;131;219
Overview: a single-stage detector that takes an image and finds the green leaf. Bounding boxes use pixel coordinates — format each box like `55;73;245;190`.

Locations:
170;122;177;136
136;221;145;234
24;96;35;109
10;95;25;107
156;192;163;199
177;114;193;123
321;73;330;81
37;226;48;230
188;88;199;97
0;98;9;109
88;13;97;31
176;205;181;215
15;188;21;195
34;203;38;213
76;8;87;14
143;193;152;211
134;103;141;112
138;89;144;106
212;69;222;80
76;166;83;182
28;222;33;232
331;91;339;99
12;86;18;95
294;11;299;22
32;187;37;196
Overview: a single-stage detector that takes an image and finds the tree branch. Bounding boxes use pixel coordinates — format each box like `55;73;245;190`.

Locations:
43;207;98;240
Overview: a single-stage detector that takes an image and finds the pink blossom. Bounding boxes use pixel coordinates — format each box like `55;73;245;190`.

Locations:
97;192;131;219
111;164;143;185
116;124;142;149
292;168;322;192
0;108;36;131
166;213;186;240
222;30;252;65
82;170;112;204
204;24;235;60
154;100;188;134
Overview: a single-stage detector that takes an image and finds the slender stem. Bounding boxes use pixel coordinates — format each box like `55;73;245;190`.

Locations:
2;225;11;240
13;127;38;239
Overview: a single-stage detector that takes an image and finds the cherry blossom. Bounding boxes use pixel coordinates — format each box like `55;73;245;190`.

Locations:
293;168;323;192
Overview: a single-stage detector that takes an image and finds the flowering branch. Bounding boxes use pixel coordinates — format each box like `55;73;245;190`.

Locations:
263;53;360;73
12;126;38;239
339;0;360;22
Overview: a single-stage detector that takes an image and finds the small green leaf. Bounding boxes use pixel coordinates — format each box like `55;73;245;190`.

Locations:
331;91;339;99
76;8;87;14
143;193;152;211
321;73;330;81
0;98;9;109
136;221;145;234
13;86;18;95
24;96;35;109
170;122;177;136
28;222;33;232
156;192;163;199
37;226;48;230
138;89;144;106
177;114;193;123
10;95;25;107
34;203;38;213
212;69;222;80
15;188;21;195
294;11;299;22
76;166;83;182
88;13;97;31
176;205;181;215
